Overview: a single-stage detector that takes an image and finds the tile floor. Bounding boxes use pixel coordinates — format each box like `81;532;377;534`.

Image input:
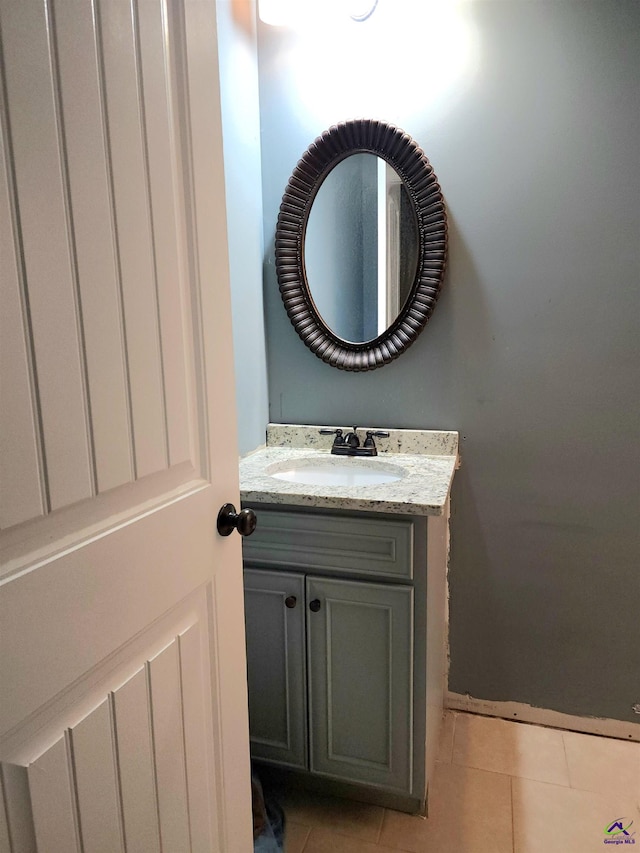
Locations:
274;711;640;853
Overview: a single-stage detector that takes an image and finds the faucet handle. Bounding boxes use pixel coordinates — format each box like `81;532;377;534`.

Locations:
319;427;346;446
363;430;389;450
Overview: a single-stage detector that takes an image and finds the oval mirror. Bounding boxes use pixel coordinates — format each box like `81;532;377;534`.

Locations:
276;119;447;371
305;153;420;344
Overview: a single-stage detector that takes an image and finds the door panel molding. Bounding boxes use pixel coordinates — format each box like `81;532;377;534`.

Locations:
0;0;210;533
0;122;47;529
0;463;200;582
0;584;208;764
27;736;80;853
0;0;94;515
1;586;221;853
53;0;134;496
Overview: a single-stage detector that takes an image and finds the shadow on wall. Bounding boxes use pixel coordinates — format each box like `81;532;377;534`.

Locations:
433;212;493;404
448;467;507;697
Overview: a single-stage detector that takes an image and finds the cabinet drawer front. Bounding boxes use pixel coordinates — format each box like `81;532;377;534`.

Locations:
306;576;413;794
243;510;413;580
244;570;307;770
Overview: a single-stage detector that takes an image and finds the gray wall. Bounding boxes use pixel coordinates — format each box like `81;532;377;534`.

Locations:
257;2;640;723
217;0;269;456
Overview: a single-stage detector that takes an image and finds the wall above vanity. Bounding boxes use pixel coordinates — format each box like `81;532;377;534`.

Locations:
255;3;640;727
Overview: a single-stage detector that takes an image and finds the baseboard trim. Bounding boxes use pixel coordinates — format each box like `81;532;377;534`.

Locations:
446;692;640;742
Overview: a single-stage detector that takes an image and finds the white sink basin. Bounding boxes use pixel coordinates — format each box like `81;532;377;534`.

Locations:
266;457;405;487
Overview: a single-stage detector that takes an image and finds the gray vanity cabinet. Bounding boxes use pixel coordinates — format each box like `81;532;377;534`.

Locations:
306;576;413;792
242;506;426;803
244;569;307;769
244;568;413;793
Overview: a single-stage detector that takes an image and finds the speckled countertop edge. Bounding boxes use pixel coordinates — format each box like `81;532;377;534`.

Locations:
239;425;459;517
266;423;459;456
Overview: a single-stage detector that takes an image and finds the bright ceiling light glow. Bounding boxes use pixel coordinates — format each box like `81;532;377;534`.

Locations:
257;0;297;27
258;0;337;28
279;0;479;126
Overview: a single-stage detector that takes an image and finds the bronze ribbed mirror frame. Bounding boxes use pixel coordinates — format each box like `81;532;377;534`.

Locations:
275;119;448;371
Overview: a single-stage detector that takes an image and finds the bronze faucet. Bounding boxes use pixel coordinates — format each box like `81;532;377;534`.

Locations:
319;427;389;457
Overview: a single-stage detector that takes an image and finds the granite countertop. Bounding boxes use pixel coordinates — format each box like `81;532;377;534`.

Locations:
239;424;459;516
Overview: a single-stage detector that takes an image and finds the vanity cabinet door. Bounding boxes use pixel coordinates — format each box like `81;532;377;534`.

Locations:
306;576;413;794
244;570;307;769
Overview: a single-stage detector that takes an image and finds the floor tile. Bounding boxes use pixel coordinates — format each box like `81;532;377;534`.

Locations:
437;710;456;763
379;762;513;853
303;827;398;853
270;715;639;853
285;821;311;853
453;713;570;786
279;790;384;843
512;776;640;853
563;730;640;799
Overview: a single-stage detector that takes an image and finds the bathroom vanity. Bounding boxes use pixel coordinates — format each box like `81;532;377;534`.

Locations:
239;424;458;814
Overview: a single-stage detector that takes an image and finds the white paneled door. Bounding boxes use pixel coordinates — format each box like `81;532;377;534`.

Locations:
0;1;253;851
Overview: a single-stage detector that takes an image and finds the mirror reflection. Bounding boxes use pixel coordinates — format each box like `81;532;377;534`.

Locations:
304;153;420;344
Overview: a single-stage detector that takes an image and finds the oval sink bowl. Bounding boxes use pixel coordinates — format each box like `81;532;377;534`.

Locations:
266;457;405;487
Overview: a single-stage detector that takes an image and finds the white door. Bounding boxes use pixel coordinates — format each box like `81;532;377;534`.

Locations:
0;1;253;851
